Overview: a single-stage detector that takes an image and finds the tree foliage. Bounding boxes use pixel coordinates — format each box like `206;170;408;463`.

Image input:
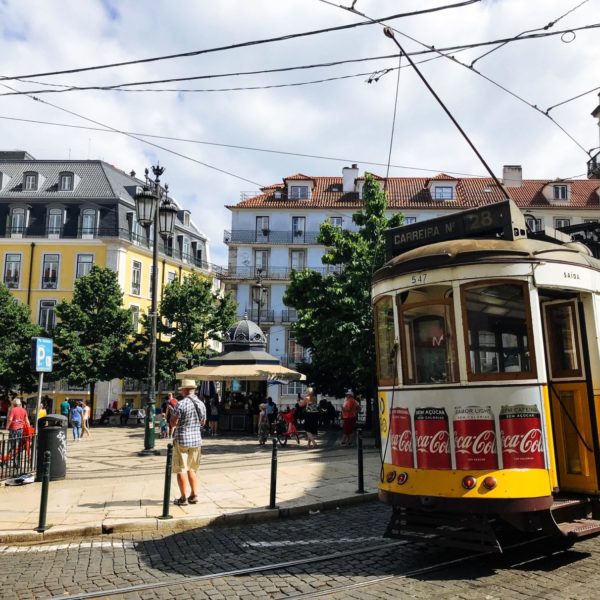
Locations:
125;273;237;383
283;174;402;398
53;266;133;411
0;283;43;398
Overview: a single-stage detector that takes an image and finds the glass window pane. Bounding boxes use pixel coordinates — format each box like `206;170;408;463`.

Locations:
375;296;396;383
463;283;534;378
545;302;581;377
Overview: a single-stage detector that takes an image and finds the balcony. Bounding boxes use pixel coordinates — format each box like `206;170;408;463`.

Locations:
222;266;331;281
281;309;298;322
224;230;320;245
246;308;275;323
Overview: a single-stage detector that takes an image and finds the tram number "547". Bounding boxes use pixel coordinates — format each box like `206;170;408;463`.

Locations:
411;273;427;284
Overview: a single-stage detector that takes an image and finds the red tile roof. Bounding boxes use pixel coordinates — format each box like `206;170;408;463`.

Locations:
228;174;600;211
283;173;315;182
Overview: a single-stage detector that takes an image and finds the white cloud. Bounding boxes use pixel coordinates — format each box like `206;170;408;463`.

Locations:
0;0;599;265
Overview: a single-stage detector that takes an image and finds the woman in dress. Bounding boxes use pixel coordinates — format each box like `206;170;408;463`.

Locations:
302;387;319;448
82;400;91;437
340;390;359;446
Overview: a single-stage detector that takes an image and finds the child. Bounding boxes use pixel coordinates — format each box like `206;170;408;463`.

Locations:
257;403;269;446
159;413;168;439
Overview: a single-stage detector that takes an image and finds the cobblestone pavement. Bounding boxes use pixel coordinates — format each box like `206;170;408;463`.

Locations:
3;501;600;599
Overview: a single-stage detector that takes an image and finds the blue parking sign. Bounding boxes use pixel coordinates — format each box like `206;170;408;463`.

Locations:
31;337;53;372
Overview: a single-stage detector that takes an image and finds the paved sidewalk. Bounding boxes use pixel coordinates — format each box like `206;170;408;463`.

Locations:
0;427;380;543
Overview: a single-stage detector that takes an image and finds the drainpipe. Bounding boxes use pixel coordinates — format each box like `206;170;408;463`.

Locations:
178;265;182;283
27;242;35;307
161;258;166;301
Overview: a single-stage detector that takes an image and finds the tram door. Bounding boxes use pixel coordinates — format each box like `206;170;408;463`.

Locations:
542;299;598;493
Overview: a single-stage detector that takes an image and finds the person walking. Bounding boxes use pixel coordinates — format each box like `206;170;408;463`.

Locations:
257;403;269;445
171;379;206;506
208;396;220;436
265;397;278;434
70;402;83;441
120;403;130;426
302;388;319;448
82;400;91;437
340;390;359;446
166;393;178;437
60;397;70;421
7;399;30;464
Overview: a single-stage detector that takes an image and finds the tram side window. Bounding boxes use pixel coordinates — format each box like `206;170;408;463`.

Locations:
399;301;458;385
462;282;535;380
374;296;397;385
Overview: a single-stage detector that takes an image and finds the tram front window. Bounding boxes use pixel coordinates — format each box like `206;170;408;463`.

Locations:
374;296;396;385
462;282;535;380
398;290;458;385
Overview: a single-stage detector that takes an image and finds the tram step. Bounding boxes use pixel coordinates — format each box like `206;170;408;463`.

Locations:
551;497;593;522
557;518;600;539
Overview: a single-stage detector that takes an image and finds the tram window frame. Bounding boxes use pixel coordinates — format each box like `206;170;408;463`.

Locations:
374;295;397;386
460;280;537;381
397;296;459;386
543;300;583;379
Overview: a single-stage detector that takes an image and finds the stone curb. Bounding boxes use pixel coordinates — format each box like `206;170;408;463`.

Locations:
0;492;378;545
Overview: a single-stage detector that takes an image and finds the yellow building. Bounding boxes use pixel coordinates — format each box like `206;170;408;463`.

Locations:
0;151;221;415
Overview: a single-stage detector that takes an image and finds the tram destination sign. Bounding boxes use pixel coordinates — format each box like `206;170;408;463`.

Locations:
385;200;527;260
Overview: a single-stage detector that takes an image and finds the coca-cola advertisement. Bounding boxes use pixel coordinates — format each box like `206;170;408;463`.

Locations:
390;407;414;468
414;407;451;469
453;406;498;470
500;404;545;469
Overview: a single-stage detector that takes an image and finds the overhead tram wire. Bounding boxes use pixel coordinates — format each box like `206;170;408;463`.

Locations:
384;53;403;186
0;0;481;83
0;80;264;189
0;114;489;178
3;24;599;97
329;2;594;157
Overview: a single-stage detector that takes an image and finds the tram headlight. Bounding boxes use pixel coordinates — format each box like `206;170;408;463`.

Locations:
461;475;477;490
397;472;408;485
386;470;397;483
483;476;497;490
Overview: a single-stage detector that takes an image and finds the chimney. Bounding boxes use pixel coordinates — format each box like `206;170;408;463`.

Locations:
502;165;522;188
342;163;359;193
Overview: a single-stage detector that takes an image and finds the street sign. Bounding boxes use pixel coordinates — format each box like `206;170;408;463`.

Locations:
31;337;53;372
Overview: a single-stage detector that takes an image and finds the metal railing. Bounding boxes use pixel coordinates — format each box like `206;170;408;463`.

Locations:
224;230;320;245
247;308;275;323
222;266;331;280
281;309;298;322
0;431;37;481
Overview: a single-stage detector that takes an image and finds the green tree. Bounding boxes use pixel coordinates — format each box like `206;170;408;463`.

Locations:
0;283;43;399
126;274;237;385
53;266;133;416
284;174;403;410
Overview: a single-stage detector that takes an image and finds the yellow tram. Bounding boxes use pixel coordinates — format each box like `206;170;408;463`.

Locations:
373;199;600;551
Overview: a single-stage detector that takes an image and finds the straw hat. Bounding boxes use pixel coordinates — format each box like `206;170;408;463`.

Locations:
345;389;354;396
178;379;197;390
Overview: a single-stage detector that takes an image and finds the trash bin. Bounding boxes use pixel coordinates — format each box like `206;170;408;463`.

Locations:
36;414;68;481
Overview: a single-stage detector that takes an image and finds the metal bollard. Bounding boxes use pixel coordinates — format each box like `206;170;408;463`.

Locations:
356;428;366;494
268;437;279;509
36;451;51;532
158;443;174;520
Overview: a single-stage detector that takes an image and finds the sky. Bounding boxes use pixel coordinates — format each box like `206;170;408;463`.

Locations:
0;0;599;265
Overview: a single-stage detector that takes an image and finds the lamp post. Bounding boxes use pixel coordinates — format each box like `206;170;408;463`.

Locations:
253;267;267;326
135;165;178;455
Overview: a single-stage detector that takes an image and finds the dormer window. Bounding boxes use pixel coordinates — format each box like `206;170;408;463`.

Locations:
23;171;38;191
553;184;568;200
183;211;190;226
433;186;454;200
59;172;74;191
290;185;309;200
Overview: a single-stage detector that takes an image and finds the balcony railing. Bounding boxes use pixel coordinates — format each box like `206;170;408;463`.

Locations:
222;266;331;280
281;309;298;322
224;230;320;245
0;226;225;276
247;308;275;323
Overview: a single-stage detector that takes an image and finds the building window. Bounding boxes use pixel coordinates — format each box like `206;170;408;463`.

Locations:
81;209;96;236
256;216;269;235
10;207;26;235
553;185;568;200
433;186;453;200
182;238;190;262
183;212;190;226
374;296;396;385
290;185;309;199
525;216;543;232
292;216;306;236
583;219;599;224
254;250;269;272
39;300;57;332
290;250;306;271
329;217;342;228
132;219;143;245
555;218;570;229
167;271;176;285
59;173;74;191
404;217;417;225
281;380;305;397
3;253;21;288
131;261;141;295
76;254;94;279
42;254;60;289
23;172;38;191
130;305;140;332
287;331;305;366
48;208;63;235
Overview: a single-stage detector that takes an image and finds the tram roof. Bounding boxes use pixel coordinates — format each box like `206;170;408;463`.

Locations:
373;237;600;283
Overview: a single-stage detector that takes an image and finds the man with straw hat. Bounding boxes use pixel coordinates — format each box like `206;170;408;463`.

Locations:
171;379;206;506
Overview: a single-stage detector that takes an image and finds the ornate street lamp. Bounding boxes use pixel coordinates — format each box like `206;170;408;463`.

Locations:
135;164;177;455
